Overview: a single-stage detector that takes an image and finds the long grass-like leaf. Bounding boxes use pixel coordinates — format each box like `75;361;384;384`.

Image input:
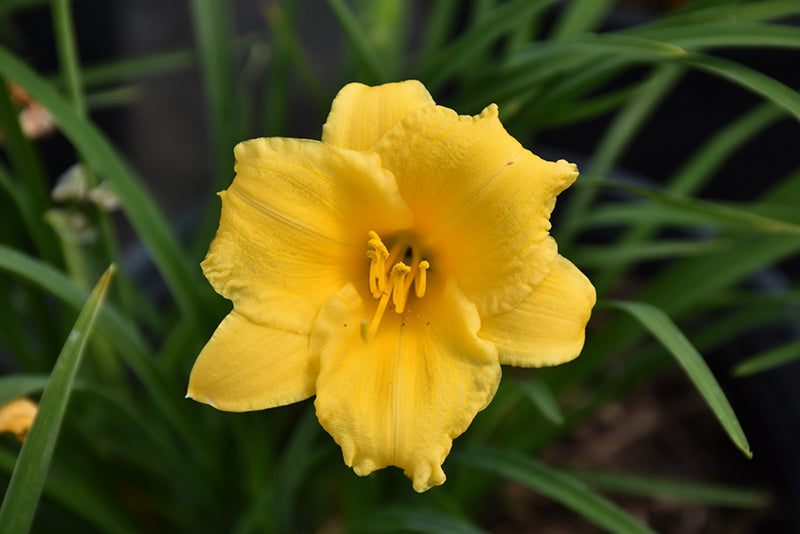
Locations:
572;469;770;509
0;45;207;335
0;265;114;533
571;239;730;267
560;64;684;244
646;1;800;29
421;0;559;91
350;508;486;534
604;300;752;458
0;375;49;405
592;179;800;236
516;378;564;425
0;245;208;461
733;338;800;377
457;448;657;534
685;53;800;121
630;22;800;51
326;0;389;83
551;0;614;38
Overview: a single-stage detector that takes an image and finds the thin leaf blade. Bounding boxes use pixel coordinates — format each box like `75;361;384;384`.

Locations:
457;448;656;534
0;265;115;533
604;300;752;458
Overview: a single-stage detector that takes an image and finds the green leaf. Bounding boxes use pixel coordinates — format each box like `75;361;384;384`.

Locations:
631;22;800;51
571;239;730;267
591;179;800;236
350;507;486;534
572;469;770;509
326;0;389;83
0;245;206;461
685;53;800;121
0;44;206;336
0;375;49;406
648;1;800;28
457;448;656;534
80;49;194;86
603;300;752;458
551;0;615;38
559;64;684;244
421;0;560;91
516;378;564;425
0;265;114;533
733;338;800;377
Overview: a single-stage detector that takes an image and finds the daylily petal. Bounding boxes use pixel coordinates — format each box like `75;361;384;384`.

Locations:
0;397;37;441
322;80;436;151
187;310;316;411
203;138;413;333
313;280;500;492
374;104;578;317
480;255;596;367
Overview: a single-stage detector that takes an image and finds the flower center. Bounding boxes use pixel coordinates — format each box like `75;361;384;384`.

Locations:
361;230;429;341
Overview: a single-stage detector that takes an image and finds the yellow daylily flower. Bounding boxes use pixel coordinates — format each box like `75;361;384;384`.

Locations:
188;80;595;492
0;397;38;442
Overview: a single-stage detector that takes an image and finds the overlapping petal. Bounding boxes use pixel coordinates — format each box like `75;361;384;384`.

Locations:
313;280;500;492
374;104;579;317
480;255;596;367
188;310;315;411
322;80;436;151
202;137;413;333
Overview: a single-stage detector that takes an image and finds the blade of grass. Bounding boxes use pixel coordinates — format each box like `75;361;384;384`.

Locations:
263;1;328;124
0;375;49;405
420;0;559;92
559;64;684;245
80;48;195;86
326;0;389;83
571;469;770;509
646;1;800;29
603;300;751;458
591;102;782;296
417;0;459;65
350;508;486;534
0;44;207;336
0;0;48;14
0;80;59;264
0;245;211;465
516;378;564;426
457;448;657;534
189;0;237;192
457;36;684;113
733;338;800;377
551;0;614;38
571;238;730;268
591;179;800;236
0;265;114;533
630;22;800;51
51;0;86;116
685;53;800;121
0;446;137;534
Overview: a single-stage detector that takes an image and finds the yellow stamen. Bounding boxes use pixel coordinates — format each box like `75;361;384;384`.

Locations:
391;262;411;313
361;287;391;342
366;231;389;298
363;231;431;341
415;260;429;298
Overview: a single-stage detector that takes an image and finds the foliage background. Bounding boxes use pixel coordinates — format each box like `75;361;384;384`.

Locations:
1;0;799;532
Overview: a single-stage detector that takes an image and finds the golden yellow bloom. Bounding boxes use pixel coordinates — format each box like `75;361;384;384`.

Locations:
0;397;38;442
188;81;595;492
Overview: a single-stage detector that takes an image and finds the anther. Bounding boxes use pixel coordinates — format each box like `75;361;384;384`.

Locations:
415;260;429;297
363;231;431;341
366;231;389;298
390;263;411;313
